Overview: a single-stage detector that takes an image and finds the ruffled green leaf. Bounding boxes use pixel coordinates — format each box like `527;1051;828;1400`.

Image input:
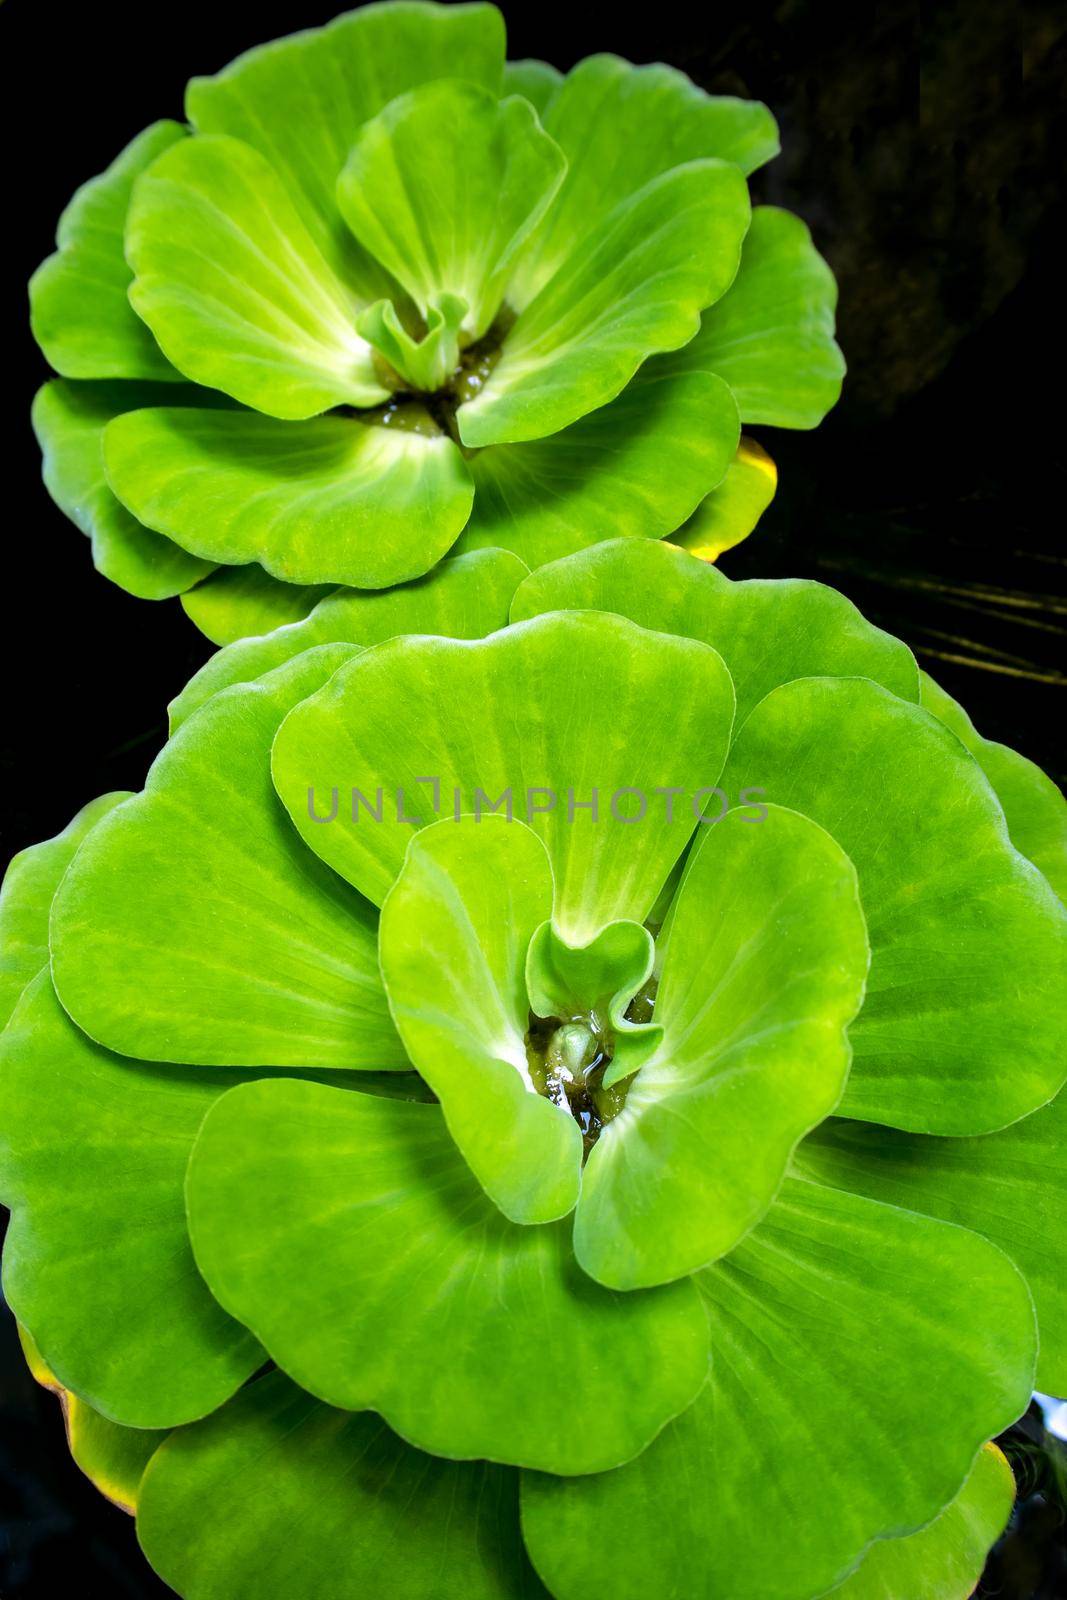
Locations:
272;611;736;940
0;972;263;1427
51;648;403;1070
181;565;331;645
186;1079;709;1474
522;1178;1035;1600
688;205;844;428
502;59;563;118
126;135;388;418
380;818;583;1224
170;548;526;731
32;382;216;599
138;1370;544;1600
511;539;919;724
722;677;1067;1131
800;1089;1067;1393
356;291;467;392
459;364;739;566
457;161;750;446
507;54;778;310
671;435;777;561
0;790;129;1029
337;81;564;341
575;807;868;1288
525;917;654;1027
830;1443;1015;1600
104;405;474;588
185;1;506;300
921;669;1067;901
30;121;186;382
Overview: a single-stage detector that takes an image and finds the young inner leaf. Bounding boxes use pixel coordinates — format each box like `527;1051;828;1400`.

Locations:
525;976;658;1155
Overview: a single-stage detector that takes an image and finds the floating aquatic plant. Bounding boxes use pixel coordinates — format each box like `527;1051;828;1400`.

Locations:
30;2;841;642
2;539;1064;1598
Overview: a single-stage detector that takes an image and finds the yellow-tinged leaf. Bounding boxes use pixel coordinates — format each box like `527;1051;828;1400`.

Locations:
671;435;777;561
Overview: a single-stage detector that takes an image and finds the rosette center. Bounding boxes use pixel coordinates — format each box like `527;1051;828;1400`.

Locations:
525;1010;626;1153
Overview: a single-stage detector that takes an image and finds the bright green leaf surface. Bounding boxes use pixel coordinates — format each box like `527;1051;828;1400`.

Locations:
692;205;844;427
0;790;129;1029
185;2;506;300
186;1080;710;1474
30;121;186;382
921;670;1067;901
575;807;867;1289
723;677;1067;1132
138;1369;544;1600
458;161;751;446
830;1443;1015;1600
523;1178;1035;1600
273;611;736;940
169;548;526;732
510;539;919;725
507;54;778;310
459;365;739;566
0;972;263;1427
672;435;778;561
181;565;330;645
800;1090;1067;1394
51;648;404;1070
338;81;564;340
380;818;582;1224
502;59;563;118
32;382;216;599
104;405;474;588
126;135;388;418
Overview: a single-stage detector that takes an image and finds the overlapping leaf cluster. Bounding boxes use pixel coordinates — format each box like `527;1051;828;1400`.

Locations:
1;540;1064;1599
30;1;841;642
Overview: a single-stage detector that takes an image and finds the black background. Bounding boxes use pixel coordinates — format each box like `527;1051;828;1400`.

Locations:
1;0;1064;1594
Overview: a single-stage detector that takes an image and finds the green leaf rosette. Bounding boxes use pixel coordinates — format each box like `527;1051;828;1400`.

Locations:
30;2;842;639
2;540;1064;1597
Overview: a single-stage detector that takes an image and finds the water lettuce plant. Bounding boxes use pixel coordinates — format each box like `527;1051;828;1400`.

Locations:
30;1;842;643
1;539;1064;1598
